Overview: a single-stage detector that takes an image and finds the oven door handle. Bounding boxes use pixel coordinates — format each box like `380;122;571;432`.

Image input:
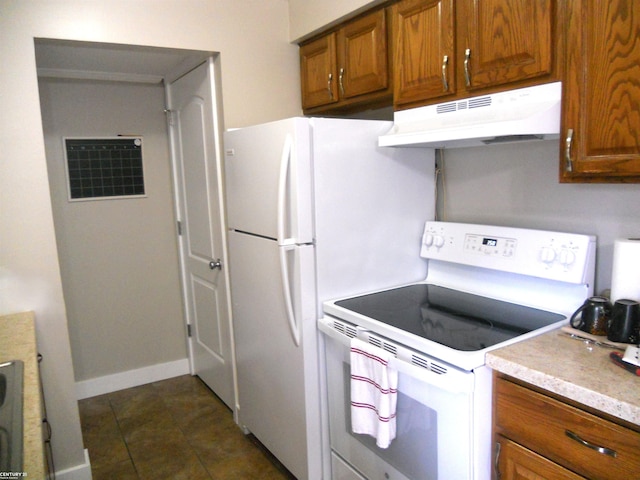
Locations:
318;317;475;394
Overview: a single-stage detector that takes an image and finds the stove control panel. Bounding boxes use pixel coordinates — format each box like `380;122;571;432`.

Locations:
463;233;517;257
420;221;596;284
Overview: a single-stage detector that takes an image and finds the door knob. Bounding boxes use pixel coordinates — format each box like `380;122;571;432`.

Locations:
209;259;222;270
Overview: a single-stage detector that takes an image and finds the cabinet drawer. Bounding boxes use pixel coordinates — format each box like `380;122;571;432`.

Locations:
495;378;640;480
496;435;584;480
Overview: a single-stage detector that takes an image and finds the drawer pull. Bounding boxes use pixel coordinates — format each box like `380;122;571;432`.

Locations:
565;430;617;457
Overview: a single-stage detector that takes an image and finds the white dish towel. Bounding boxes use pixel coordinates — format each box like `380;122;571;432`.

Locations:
350;337;398;449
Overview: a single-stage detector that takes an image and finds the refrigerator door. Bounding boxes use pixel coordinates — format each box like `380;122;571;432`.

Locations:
309;117;435;306
228;230;321;480
224;118;313;245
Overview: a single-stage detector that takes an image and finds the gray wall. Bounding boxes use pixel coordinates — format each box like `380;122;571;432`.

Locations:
39;77;187;382
438;140;640;294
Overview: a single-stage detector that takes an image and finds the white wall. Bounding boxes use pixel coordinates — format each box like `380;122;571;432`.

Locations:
0;0;300;473
288;0;386;41
39;77;187;382
438;140;640;294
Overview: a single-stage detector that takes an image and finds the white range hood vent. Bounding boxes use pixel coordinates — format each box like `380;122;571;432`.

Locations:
379;82;562;148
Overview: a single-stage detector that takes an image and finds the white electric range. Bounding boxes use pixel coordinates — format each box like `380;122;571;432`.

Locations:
319;221;596;480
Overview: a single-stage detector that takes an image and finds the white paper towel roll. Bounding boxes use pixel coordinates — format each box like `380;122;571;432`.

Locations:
610;238;640;302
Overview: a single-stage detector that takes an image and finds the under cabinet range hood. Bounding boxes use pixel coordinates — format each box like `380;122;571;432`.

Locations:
379;82;562;148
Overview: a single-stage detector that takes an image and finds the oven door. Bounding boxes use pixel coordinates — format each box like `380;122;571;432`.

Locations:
320;316;480;480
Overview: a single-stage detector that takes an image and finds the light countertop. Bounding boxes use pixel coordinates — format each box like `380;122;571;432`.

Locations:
0;312;46;478
487;328;640;427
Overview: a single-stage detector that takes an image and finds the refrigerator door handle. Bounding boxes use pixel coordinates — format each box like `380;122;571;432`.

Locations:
279;244;301;347
277;134;294;245
277;133;301;346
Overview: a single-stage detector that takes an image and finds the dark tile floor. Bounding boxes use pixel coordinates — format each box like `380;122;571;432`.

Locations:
78;374;296;479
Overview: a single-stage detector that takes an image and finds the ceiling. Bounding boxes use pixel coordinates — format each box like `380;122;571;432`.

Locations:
35;39;213;84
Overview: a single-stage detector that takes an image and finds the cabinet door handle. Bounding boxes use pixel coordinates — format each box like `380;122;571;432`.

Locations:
327;73;334;100
494;441;502;480
339;67;345;96
464;48;472;87
565;430;617;457
442;55;449;92
565;128;574;173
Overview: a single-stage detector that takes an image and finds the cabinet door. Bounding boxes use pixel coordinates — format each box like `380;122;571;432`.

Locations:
495;377;640;480
561;1;640;182
337;9;388;99
495;436;584;480
300;33;338;109
461;0;553;90
392;0;455;106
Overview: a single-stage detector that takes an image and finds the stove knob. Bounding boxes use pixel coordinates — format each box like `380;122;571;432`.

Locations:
559;248;576;266
423;233;434;247
540;246;556;264
433;235;445;248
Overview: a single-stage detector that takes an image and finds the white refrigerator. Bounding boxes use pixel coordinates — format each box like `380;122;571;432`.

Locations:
224;117;435;480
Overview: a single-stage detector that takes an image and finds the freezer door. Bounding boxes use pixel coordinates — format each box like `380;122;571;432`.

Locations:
228;230;322;480
224;118;313;244
310;117;435;303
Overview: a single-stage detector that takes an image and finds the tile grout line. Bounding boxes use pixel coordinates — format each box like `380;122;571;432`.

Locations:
107;391;141;479
80;375;294;479
150;379;216;480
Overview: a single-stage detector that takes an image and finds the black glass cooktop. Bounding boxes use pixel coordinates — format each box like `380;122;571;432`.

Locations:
335;284;564;351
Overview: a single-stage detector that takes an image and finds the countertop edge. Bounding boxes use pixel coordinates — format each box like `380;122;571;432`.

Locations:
486;353;639;425
485;328;640;427
0;311;46;478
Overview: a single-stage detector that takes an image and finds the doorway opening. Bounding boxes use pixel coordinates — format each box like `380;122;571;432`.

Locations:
36;38;235;409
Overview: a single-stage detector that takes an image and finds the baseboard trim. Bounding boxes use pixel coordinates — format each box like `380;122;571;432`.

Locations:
55;448;92;480
75;358;190;399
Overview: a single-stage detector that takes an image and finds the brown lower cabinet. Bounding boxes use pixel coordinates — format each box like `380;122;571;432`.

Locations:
495;436;584;480
493;375;640;480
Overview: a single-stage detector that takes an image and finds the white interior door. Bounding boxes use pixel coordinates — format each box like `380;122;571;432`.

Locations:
167;58;234;408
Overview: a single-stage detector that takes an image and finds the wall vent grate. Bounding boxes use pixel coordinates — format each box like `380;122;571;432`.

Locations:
436;102;457;114
468;96;492;109
328;319;450;376
368;336;398;357
333;320;357;339
411;354;448;375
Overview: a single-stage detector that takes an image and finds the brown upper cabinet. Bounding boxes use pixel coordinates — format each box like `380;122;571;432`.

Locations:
560;0;640;182
297;0;640;182
300;33;339;110
299;8;392;113
392;0;556;108
391;0;456;106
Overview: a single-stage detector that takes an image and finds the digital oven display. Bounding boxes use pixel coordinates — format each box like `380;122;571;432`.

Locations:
483;238;498;247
